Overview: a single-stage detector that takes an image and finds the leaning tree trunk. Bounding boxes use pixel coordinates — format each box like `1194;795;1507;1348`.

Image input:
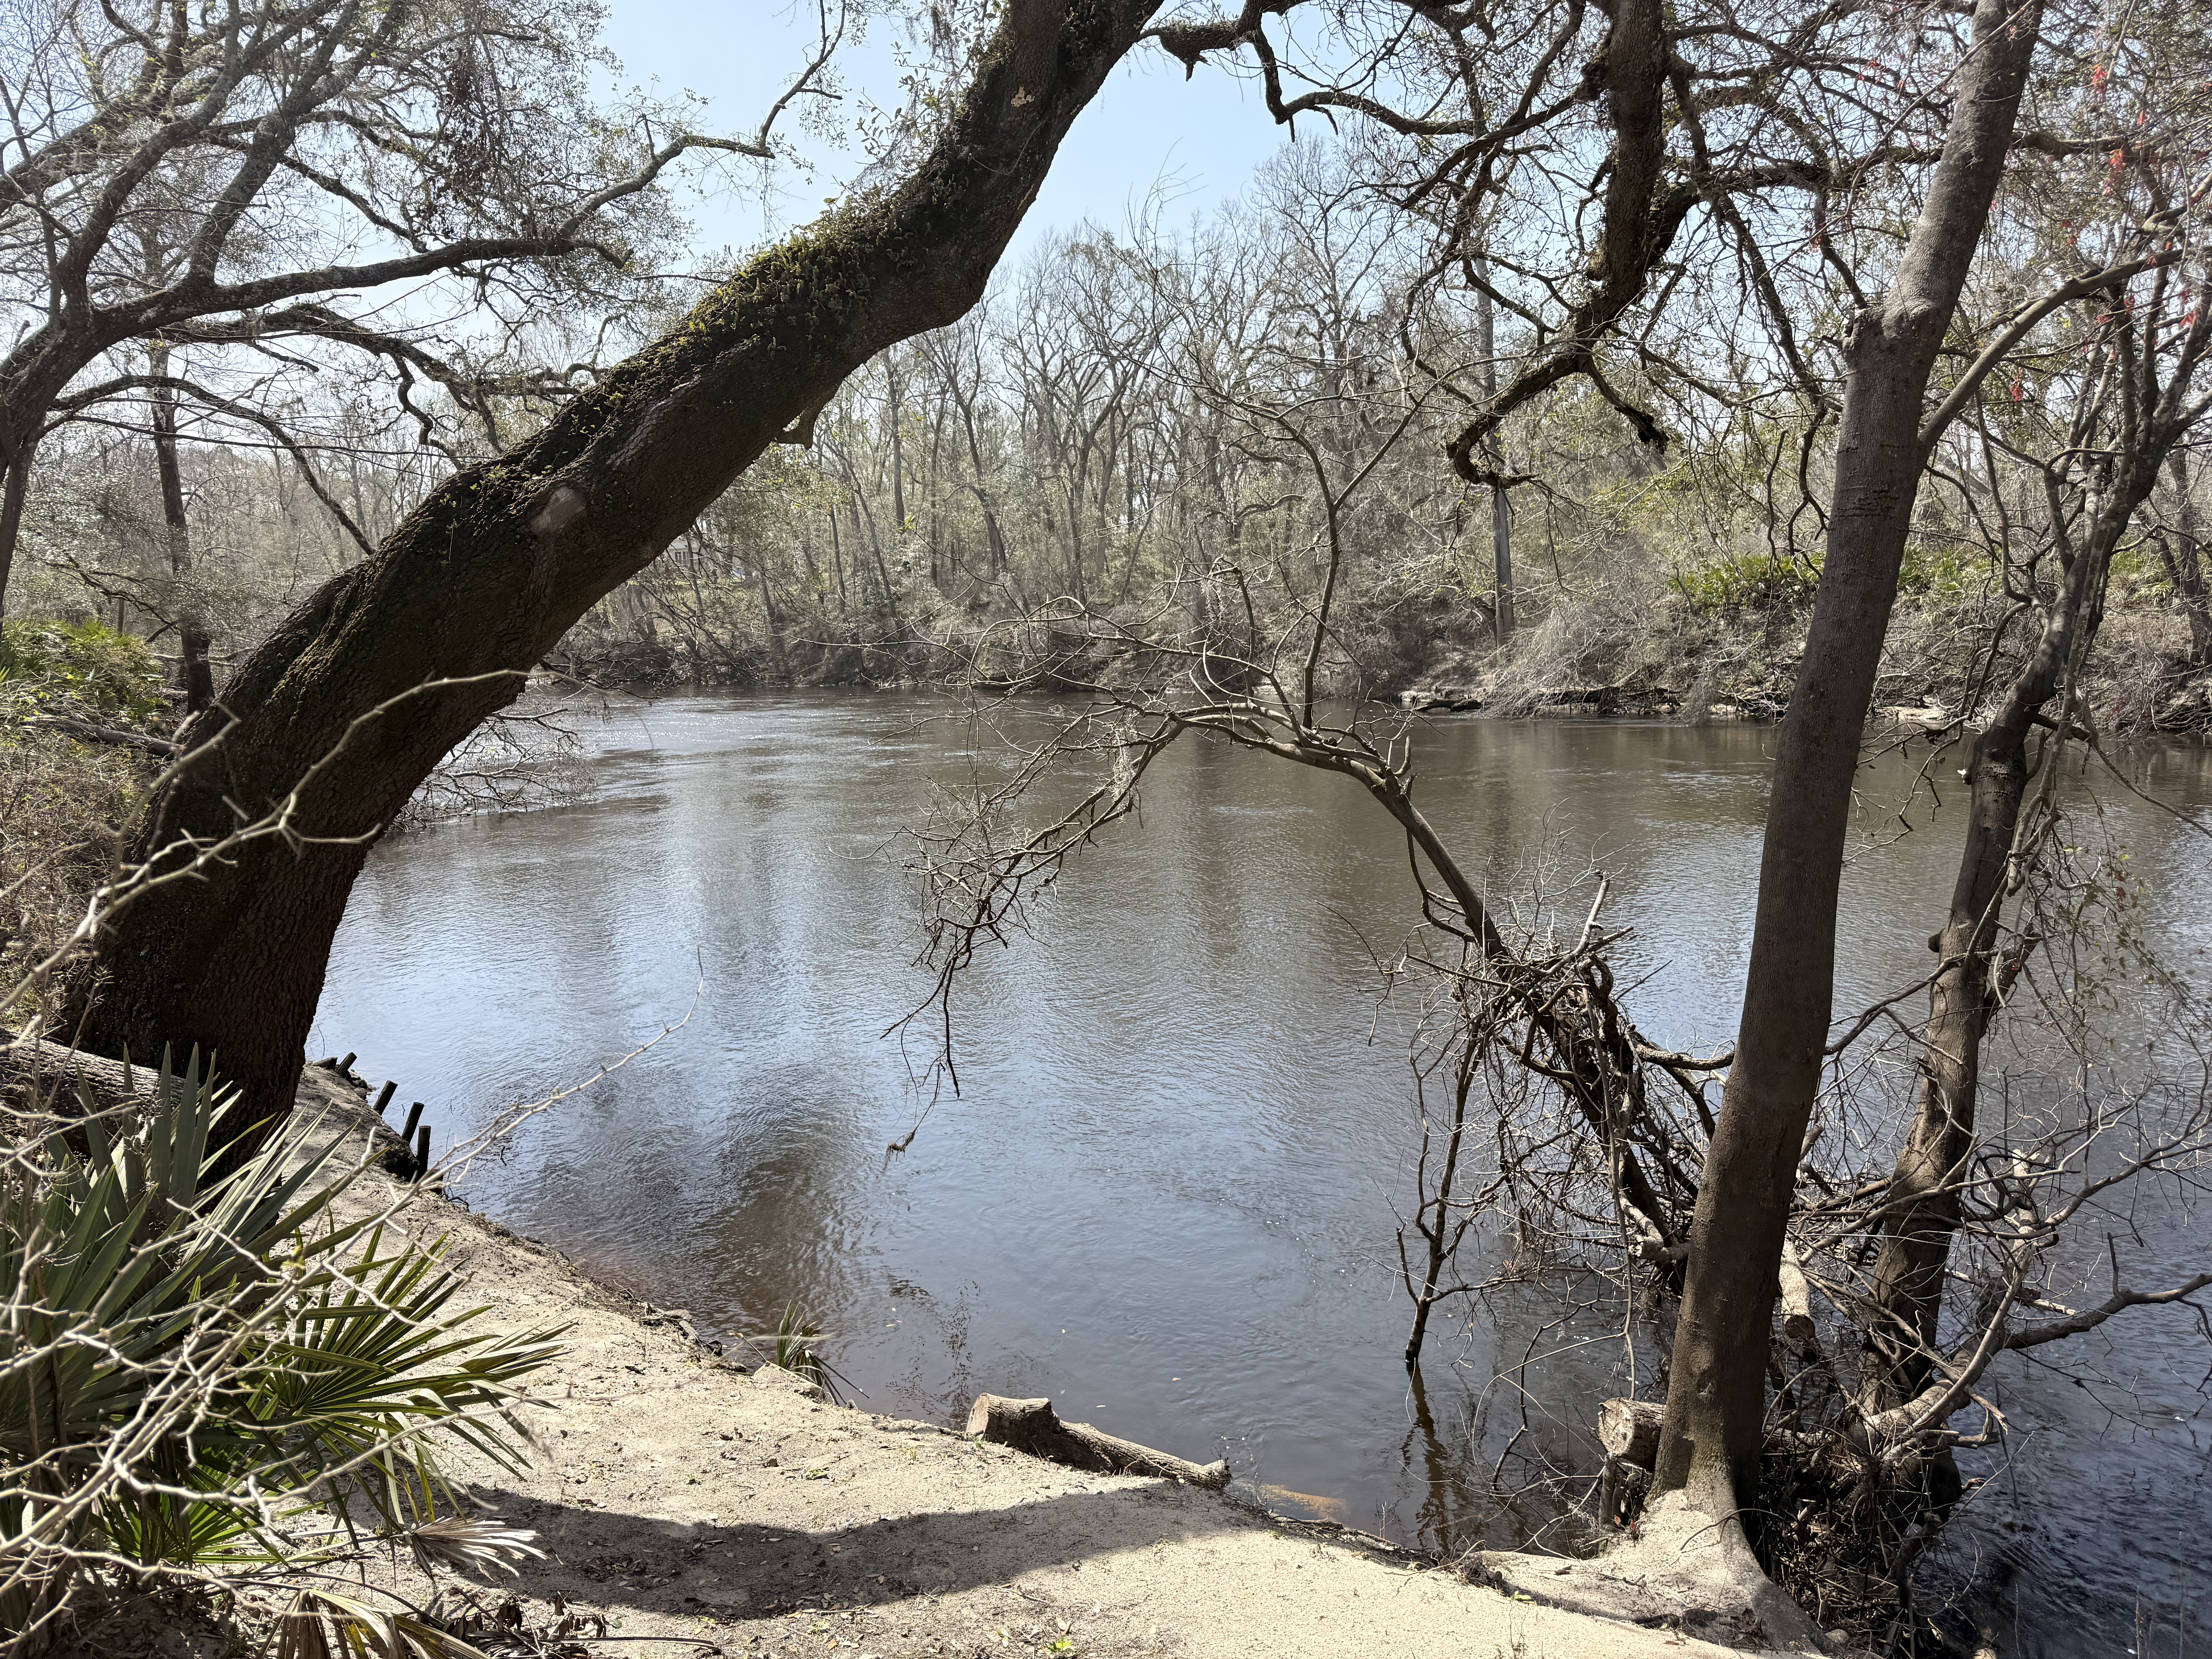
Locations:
0;443;30;612
1858;508;2108;1410
57;0;1161;1130
1652;0;2044;1515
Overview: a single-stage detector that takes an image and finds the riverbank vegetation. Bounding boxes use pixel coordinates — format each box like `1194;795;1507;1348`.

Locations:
19;177;2212;730
5;0;2212;1653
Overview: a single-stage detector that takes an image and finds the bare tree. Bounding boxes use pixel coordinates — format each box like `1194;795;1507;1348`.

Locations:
1652;0;2050;1520
0;0;836;605
1858;201;2212;1420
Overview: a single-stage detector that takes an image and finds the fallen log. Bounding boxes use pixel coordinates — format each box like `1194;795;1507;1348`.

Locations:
965;1394;1229;1489
27;714;180;758
0;1037;158;1113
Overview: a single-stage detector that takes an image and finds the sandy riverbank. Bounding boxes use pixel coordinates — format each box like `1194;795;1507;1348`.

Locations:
294;1067;1808;1659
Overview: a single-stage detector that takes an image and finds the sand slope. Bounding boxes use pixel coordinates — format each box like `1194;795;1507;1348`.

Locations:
300;1069;1783;1659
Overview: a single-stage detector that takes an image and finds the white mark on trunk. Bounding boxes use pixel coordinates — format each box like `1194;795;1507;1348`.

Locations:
530;483;588;538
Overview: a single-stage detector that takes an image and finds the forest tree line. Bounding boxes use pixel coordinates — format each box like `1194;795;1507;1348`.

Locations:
11;73;2212;732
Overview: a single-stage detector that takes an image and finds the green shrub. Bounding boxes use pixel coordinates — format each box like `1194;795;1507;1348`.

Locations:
0;621;164;727
1669;551;1822;617
1896;541;1986;602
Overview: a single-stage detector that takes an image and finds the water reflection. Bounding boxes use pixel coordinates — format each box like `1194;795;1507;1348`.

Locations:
313;696;2212;1658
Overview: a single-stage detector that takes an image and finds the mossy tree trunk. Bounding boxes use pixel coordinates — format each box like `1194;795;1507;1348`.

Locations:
58;0;1161;1128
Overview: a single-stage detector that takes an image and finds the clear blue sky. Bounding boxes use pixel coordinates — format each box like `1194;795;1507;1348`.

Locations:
598;0;1293;265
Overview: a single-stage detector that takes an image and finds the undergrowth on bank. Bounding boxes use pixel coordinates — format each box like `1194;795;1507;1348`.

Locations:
0;622;164;728
0;1052;562;1655
0;626;167;1005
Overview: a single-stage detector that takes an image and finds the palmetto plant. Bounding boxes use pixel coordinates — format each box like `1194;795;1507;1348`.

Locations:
0;1051;562;1652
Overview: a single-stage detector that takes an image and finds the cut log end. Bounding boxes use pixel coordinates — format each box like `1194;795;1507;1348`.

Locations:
1598;1398;1663;1468
1597;1399;1664;1527
966;1394;1229;1490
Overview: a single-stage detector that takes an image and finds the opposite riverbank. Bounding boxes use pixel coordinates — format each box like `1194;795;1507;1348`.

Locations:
543;574;2212;737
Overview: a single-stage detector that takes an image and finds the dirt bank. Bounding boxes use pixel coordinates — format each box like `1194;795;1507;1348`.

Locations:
293;1068;1809;1659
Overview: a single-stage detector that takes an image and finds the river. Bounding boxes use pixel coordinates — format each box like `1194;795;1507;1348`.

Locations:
311;692;2212;1656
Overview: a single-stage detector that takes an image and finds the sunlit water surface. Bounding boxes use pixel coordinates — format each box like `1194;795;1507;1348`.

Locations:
313;694;2212;1657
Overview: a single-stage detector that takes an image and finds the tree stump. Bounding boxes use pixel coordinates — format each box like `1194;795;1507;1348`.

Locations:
965;1395;1229;1489
1597;1397;1663;1526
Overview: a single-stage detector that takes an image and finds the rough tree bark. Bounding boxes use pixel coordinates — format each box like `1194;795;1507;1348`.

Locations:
1652;0;2045;1513
57;0;1161;1127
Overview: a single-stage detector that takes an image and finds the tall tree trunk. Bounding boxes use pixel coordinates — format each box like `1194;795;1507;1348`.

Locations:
1475;271;1513;641
148;343;215;714
1065;488;1088;603
925;398;945;588
800;534;825;604
756;546;791;683
1859;482;2137;1410
2160;452;2212;665
1861;291;2203;1408
958;401;1008;577
0;443;31;613
852;490;903;641
57;0;1160;1131
1653;0;2044;1514
1492;488;1514;642
888;357;908;531
981;493;1008;576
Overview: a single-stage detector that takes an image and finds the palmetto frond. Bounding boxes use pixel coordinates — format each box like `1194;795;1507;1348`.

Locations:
1;1047;564;1620
403;1516;545;1578
268;1586;492;1659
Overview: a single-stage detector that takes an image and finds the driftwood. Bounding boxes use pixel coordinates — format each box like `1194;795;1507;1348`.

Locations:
27;714;180;758
965;1395;1229;1489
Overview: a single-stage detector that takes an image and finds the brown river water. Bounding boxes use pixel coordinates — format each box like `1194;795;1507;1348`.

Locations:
312;692;2212;1657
